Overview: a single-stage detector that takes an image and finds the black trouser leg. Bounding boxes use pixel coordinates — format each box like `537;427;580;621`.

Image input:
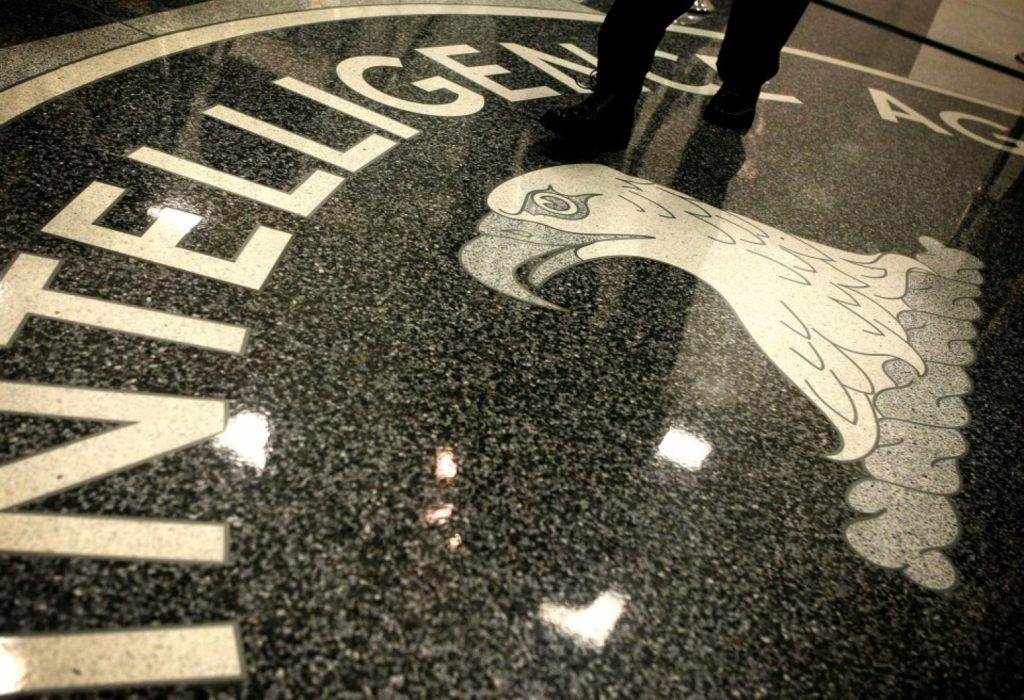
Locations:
716;0;811;92
597;0;695;103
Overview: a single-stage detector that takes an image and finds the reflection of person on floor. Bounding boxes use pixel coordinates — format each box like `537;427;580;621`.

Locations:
541;0;810;149
670;120;746;207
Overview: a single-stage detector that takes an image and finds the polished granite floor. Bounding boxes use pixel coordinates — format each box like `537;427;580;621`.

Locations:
1;0;1023;697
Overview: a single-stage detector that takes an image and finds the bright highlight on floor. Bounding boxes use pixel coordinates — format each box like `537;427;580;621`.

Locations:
538;591;629;649
658;428;713;471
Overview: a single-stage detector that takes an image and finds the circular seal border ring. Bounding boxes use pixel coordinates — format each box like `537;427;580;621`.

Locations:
0;3;1019;130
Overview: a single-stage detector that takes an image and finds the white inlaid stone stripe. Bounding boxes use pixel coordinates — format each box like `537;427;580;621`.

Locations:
0;253;248;354
0;513;228;564
0;624;243;694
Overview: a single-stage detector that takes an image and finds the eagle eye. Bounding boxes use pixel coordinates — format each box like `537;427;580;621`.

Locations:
519;186;596;221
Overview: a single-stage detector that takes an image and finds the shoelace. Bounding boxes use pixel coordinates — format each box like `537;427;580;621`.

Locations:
574;70;599;91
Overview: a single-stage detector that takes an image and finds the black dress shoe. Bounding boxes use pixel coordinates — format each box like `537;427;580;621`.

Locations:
702;84;760;131
540;91;636;151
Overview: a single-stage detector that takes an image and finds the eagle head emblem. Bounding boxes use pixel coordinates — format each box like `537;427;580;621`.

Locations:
461;164;985;592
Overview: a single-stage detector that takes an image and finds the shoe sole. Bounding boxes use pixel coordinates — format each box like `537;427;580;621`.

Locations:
701;107;756;131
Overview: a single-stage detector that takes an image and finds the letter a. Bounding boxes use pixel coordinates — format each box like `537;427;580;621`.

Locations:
868;88;951;135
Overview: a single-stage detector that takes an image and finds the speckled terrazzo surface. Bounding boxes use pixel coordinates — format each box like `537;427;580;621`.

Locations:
1;1;1023;697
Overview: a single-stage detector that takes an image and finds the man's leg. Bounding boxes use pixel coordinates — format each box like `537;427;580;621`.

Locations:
596;0;696;103
540;0;693;149
704;0;811;129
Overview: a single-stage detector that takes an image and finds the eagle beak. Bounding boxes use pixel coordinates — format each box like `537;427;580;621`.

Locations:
460;212;640;310
459;231;575;311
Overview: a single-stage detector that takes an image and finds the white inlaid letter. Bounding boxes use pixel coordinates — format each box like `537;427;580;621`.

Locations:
0;382;226;509
869;88;951;134
42;182;291;290
128;146;343;216
418;44;559;102
0;624;242;694
647;50;718;95
499;43;599;94
204;104;398;172
275;75;421;137
939;110;1024;155
0;253;247;354
690;55;802;103
554;43;645;94
0;513;227;564
335;56;484;118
